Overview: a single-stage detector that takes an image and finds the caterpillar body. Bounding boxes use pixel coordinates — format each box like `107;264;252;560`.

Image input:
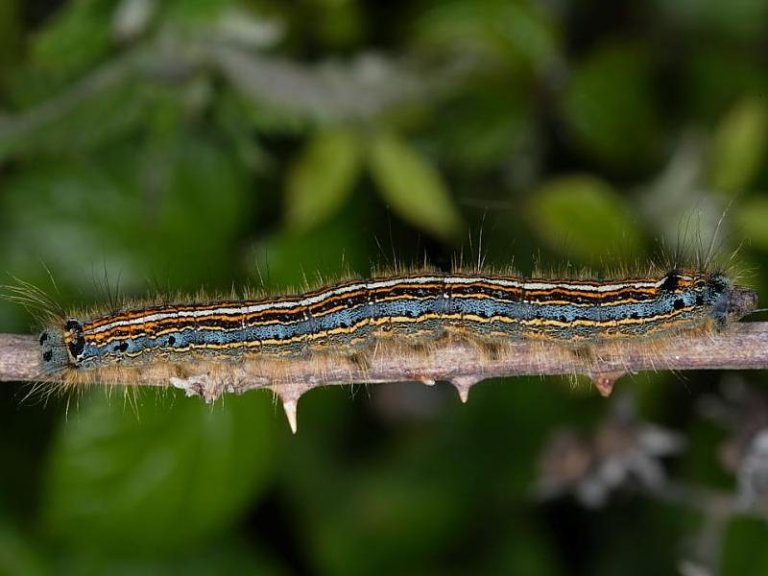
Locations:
38;268;755;371
14;266;755;431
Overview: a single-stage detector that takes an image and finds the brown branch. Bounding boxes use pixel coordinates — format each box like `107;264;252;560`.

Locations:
0;334;41;382
3;324;768;387
3;323;768;430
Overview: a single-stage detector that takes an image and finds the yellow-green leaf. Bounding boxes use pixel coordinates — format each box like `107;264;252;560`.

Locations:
368;131;463;241
709;97;768;195
560;41;659;168
734;197;768;251
285;127;361;231
528;175;644;265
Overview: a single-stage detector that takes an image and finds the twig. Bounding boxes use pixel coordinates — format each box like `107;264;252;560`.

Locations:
0;35;441;157
2;323;768;415
0;334;41;382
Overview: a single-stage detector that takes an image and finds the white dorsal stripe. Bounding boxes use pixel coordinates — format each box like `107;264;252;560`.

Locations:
84;274;687;335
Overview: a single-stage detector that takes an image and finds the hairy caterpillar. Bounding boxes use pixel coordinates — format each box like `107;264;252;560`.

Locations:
40;269;753;369
8;264;752;431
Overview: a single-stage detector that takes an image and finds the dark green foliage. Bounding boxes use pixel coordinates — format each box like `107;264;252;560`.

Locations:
1;0;768;574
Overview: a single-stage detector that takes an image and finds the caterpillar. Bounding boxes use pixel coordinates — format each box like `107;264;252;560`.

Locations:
41;268;753;370
11;265;752;430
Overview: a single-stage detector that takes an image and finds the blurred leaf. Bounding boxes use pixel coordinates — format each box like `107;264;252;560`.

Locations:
144;132;250;284
160;0;237;24
413;0;559;71
283;377;567;576
303;0;365;49
213;89;273;171
0;157;144;289
308;473;462;576
250;195;374;289
281;419;466;576
0;0;21;73
676;417;731;492
431;82;533;170
368;130;463;241
488;525;565;575
734;197;768;251
685;48;768;121
285;127;362;232
56;537;286;576
709;97;768;195
27;0;113;84
0;57;147;161
560;40;660;169
654;0;768;41
527;175;643;264
721;517;768;576
45;390;277;553
1;131;249;291
0;513;47;576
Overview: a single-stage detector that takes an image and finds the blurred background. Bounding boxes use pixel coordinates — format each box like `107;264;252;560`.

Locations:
1;0;768;574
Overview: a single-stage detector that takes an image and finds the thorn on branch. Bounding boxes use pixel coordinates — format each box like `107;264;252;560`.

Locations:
450;375;480;404
589;371;625;398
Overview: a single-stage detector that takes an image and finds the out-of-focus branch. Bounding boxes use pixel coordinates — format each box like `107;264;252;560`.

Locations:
0;31;446;156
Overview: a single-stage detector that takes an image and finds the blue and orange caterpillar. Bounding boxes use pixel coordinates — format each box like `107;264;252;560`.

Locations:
38;268;756;375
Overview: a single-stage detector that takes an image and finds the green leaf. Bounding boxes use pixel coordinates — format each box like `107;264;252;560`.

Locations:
527;175;644;265
161;0;236;24
654;0;768;42
0;0;21;72
0;512;48;576
368;131;463;242
282;379;566;576
307;473;463;576
27;0;112;84
0;67;150;161
413;0;559;71
0;131;249;291
44;390;277;553
721;517;768;576
432;82;533;170
285;127;361;231
560;40;660;168
250;213;373;289
146;132;250;284
685;48;768;121
734;197;768;251
56;538;287;576
709;97;768;195
304;0;365;49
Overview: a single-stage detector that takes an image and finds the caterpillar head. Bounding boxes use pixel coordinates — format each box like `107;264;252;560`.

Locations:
706;272;757;329
38;320;85;372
